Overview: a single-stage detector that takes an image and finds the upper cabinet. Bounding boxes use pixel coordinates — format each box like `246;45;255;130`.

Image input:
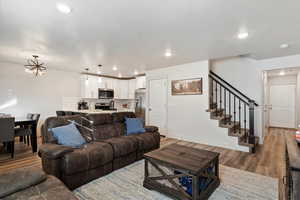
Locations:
81;75;98;98
81;75;146;99
128;79;136;99
136;76;146;89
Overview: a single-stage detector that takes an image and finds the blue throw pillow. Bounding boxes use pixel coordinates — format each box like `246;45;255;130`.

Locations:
49;123;86;148
125;117;145;135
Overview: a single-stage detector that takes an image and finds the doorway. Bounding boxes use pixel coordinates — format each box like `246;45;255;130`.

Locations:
269;85;296;128
147;78;168;134
263;68;298;129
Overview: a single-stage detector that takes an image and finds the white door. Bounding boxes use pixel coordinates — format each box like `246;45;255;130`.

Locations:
269;85;296;128
148;79;167;132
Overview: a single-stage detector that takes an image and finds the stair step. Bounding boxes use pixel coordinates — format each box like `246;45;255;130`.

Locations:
228;128;247;137
206;108;224;113
211;114;231;121
209;102;218;109
219;121;240;129
238;135;259;148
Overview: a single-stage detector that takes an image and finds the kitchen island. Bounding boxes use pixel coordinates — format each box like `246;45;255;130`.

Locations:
70;109;135;114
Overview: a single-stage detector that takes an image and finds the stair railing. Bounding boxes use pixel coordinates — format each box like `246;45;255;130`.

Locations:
209;71;259;153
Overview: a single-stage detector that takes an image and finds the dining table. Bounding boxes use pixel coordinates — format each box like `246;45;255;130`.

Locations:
14;117;38;153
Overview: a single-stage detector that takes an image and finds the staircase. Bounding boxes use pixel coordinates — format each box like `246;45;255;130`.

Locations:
207;71;259;153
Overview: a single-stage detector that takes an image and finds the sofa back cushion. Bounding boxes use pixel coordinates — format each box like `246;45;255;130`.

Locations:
42;115;87;144
50;123;86;148
111;112;136;136
87;114;119;140
125;117;146;135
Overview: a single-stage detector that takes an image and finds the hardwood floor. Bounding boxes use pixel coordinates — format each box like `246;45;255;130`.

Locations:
0;128;291;199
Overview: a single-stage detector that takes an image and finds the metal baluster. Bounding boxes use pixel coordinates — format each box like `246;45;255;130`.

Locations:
211;79;214;108
244;103;247;138
229;92;231;124
233;96;236;133
215;81;218;110
220;85;222;113
224;89;226;119
239;100;241;134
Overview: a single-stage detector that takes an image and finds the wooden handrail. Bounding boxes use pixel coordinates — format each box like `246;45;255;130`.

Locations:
209;71;259;106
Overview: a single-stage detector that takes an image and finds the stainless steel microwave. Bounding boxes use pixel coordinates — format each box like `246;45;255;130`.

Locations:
98;89;114;99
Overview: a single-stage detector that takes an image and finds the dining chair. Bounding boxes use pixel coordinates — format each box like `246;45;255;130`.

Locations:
21;113;40;146
0;117;15;158
26;113;34;119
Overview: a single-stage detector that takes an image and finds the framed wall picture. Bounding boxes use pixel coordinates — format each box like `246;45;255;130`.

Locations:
171;78;203;95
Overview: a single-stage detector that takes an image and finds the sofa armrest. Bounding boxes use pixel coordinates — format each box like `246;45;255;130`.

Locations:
145;126;159;133
39;144;74;159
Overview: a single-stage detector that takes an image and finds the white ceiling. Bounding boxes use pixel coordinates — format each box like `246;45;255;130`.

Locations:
1;0;300;76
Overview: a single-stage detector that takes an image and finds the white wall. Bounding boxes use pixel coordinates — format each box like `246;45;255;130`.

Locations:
146;60;249;152
0;62;81;128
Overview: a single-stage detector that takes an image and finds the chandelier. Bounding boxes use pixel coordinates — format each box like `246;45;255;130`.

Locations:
24;55;47;76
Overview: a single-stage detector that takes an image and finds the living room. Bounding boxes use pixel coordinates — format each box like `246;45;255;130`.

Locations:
0;0;300;199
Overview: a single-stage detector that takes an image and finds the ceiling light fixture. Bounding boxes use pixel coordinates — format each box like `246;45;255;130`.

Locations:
97;65;102;83
165;51;172;57
97;64;102;74
118;73;122;78
24;55;47;76
134;70;138;75
56;3;72;14
280;44;289;49
279;71;285;76
85;68;89;85
113;66;118;71
237;32;249;40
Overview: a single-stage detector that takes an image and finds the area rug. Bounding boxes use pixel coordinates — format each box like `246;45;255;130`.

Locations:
73;160;278;200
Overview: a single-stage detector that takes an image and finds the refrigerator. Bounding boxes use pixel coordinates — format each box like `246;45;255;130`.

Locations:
135;88;146;123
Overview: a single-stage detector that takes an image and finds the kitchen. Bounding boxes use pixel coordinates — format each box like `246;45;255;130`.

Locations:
62;74;146;120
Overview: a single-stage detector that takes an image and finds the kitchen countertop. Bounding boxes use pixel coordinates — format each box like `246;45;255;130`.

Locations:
73;109;135;114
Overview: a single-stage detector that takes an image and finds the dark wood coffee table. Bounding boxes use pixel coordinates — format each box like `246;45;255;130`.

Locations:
143;144;220;200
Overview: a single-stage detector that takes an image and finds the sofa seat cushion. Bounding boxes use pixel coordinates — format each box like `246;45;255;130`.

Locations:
126;132;160;152
3;175;78;200
101;137;138;158
0;166;47;198
62;142;113;175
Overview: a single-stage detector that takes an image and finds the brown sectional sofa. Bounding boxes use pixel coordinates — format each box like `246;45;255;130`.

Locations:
0;166;77;200
39;112;160;189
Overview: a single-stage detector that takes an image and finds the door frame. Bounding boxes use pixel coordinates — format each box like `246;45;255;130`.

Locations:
146;75;168;135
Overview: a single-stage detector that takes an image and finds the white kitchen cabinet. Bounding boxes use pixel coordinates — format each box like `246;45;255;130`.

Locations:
81;75;145;99
136;76;146;89
119;80;129;99
81;75;98;98
112;79;120;99
128;79;136;99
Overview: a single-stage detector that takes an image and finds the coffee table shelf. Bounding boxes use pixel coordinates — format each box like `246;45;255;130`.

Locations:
143;144;220;200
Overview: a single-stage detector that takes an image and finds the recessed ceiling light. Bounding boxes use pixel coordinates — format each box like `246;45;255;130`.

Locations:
165;51;172;57
112;66;118;71
134;70;138;75
237;32;249;40
279;71;285;76
280;44;289;49
56;3;72;14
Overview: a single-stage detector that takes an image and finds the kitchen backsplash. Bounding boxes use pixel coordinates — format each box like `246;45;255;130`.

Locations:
62;97;136;111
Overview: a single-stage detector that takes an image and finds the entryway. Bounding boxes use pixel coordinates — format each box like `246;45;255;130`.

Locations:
263;67;299;129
